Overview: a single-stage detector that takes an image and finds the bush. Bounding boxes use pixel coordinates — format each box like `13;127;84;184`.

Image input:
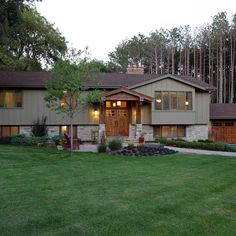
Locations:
108;139;122;151
10;134;26;145
0;136;11;144
97;143;107;153
10;135;50;146
31;116;48;137
52;135;65;145
156;138;232;152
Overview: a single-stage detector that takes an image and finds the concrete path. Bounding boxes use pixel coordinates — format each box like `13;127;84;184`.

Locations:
167;146;236;157
77;144;97;152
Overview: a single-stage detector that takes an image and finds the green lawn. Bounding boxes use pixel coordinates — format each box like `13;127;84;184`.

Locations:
0;146;236;236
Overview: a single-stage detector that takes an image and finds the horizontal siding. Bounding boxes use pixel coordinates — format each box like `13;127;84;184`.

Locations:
0;90;99;125
152;111;195;124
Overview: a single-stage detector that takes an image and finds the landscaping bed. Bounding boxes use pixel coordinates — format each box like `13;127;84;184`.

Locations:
156;137;236;152
110;144;177;157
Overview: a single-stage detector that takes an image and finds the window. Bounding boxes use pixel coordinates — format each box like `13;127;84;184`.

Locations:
60;125;77;139
212;122;222;127
0;126;19;137
225;121;234;126
155;91;192;111
155;125;185;138
0;90;23;108
106;101;127;108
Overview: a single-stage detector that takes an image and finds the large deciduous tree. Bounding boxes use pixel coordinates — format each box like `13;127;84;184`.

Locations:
0;1;66;71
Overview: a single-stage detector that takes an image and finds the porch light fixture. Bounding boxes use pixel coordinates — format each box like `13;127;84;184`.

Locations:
94;109;99;116
156;99;161;103
117;101;121;106
112;102;116;107
185;101;189;106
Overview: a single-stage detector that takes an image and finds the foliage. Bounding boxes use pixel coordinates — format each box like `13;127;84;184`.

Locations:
108;139;122;151
97;143;107;153
51;134;65;145
31;116;48;137
0;136;11;144
156;137;235;152
0;3;66;71
44;57;103;151
10;134;50;146
108;11;236;103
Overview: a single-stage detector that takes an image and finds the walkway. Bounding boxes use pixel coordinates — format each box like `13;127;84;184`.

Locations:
167;146;236;157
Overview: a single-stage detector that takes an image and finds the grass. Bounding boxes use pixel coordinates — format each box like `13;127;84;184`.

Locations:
0;145;236;235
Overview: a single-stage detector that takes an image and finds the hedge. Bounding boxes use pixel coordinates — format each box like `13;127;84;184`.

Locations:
156;137;236;152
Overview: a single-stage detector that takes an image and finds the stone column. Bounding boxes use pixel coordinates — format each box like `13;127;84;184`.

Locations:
135;101;143;138
99;102;106;142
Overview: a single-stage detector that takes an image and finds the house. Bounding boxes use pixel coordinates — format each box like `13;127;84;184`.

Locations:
0;69;213;142
209;103;236;144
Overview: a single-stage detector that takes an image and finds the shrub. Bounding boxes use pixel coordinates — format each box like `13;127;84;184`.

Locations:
52;135;65;145
156;137;167;144
156;138;231;152
0;136;11;144
10;134;26;145
108;139;122;151
31;116;48;137
224;144;236;152
97;143;107;153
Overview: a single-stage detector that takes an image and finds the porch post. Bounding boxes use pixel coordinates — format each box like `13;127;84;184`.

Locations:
135;101;143;138
99;102;105;142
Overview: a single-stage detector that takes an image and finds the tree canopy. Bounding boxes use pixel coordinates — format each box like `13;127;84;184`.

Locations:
0;1;67;71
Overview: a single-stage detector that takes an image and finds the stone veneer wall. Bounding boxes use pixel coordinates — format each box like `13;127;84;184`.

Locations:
19;126;60;137
19;126;31;137
142;125;154;141
77;125;99;141
185;125;208;141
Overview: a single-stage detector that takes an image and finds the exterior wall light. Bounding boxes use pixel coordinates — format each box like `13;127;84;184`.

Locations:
94;109;99;116
117;101;121;106
185;101;189;105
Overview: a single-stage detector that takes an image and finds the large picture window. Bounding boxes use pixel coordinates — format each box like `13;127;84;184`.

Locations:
155;91;192;111
0;90;23;108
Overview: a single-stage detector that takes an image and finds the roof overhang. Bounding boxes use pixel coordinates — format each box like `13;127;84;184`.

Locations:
128;74;214;91
104;87;153;102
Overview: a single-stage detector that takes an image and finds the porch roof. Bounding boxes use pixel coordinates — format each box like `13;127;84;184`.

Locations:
104;87;153;103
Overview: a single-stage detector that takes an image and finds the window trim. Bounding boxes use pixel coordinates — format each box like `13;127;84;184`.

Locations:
154;91;193;111
0;90;23;109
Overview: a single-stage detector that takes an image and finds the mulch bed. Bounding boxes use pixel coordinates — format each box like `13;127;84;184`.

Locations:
110;144;177;157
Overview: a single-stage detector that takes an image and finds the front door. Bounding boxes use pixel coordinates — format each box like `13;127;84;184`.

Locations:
105;109;129;136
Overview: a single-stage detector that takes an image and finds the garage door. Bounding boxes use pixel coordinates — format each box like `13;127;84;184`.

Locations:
211;121;236;144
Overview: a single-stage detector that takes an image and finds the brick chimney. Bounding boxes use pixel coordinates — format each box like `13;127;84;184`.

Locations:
126;65;144;74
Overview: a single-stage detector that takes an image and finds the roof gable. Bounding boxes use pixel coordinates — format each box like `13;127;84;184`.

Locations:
128;74;214;91
104;87;153;102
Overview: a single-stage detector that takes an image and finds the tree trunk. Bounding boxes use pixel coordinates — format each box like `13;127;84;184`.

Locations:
230;35;234;103
70;118;73;152
171;48;175;74
219;36;223;104
155;46;158;74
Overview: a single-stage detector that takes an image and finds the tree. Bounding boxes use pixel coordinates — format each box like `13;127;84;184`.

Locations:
0;3;66;70
44;58;103;152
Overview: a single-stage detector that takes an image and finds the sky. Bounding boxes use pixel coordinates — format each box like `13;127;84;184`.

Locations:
36;0;236;62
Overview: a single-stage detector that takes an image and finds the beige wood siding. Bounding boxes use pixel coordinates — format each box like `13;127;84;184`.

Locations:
132;78;209;125
0;90;99;125
195;92;210;124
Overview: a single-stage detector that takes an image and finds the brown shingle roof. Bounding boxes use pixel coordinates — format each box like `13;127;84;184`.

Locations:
210;103;236;120
0;71;51;88
0;71;213;91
